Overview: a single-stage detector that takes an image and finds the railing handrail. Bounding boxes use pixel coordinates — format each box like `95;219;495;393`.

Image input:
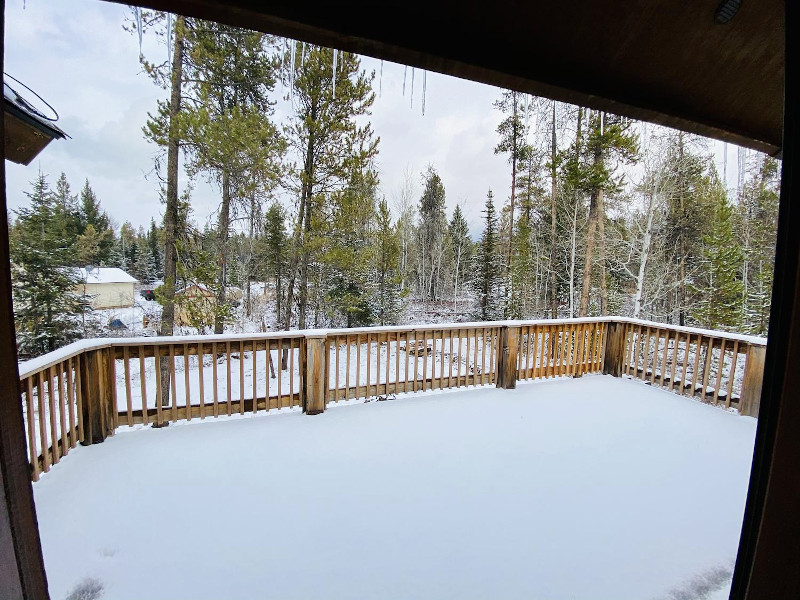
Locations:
17;316;767;380
19;316;766;481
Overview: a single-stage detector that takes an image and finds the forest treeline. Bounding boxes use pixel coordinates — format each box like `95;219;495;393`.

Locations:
8;14;779;357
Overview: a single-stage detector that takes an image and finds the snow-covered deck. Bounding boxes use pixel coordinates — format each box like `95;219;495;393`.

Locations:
33;375;755;600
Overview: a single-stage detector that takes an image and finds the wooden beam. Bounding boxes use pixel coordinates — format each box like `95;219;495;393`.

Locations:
0;1;50;596
731;2;800;596
108;0;783;155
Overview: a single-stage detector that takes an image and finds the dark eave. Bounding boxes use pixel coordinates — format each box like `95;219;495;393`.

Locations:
112;0;784;155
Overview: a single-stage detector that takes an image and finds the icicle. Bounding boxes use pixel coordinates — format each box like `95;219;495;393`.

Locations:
166;13;173;67
403;66;407;96
723;142;728;185
332;49;338;99
380;60;383;97
289;40;296;102
300;42;306;67
410;68;415;108
135;7;143;57
421;70;427;115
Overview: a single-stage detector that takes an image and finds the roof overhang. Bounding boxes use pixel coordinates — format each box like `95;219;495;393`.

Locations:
116;0;784;155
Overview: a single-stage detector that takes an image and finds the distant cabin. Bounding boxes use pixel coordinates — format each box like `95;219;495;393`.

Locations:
75;267;138;310
174;283;216;327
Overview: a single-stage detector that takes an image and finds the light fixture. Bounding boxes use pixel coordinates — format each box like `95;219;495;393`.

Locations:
715;0;742;25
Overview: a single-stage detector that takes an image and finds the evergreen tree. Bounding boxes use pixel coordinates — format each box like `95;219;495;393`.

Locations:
9;174;88;356
475;190;503;320
374;198;403;325
494;90;531;281
324;169;378;327
448;204;472;309
181;22;284;333
257;202;288;325
414;166;448;301
283;44;378;330
691;175;745;331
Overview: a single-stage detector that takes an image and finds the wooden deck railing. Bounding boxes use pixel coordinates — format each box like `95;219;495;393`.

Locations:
17;317;766;481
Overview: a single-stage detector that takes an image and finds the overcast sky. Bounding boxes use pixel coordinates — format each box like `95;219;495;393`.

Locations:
4;0;749;239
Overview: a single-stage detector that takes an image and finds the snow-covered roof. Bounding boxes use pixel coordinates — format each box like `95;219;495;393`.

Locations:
76;267;138;285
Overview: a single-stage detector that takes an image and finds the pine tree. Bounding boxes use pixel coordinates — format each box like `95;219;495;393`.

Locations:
181;22;284;333
475;190;502;320
374;198;403;325
414;166;448;301
10;174;88;356
257;202;288;325
448;204;472;309
494;90;532;283
283;44;378;330
691;175;745;331
324;168;378;327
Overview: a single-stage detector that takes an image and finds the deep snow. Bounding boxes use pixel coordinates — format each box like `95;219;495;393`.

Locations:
33;375;755;600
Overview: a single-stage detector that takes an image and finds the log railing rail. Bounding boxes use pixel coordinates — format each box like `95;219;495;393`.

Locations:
17;317;766;481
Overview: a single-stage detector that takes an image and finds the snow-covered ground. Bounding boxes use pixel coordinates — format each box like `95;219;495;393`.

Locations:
33;375;755;600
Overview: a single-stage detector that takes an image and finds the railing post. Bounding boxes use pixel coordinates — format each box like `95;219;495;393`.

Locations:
303;334;326;415
603;321;625;377
497;325;520;389
79;348;114;444
740;344;766;417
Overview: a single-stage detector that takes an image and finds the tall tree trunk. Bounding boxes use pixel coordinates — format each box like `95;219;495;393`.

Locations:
508;93;517;287
633;189;656;318
580;115;603;317
598;187;607;314
158;16;185;414
548;101;558;318
214;172;231;334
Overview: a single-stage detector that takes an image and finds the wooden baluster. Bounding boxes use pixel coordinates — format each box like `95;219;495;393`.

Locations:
226;342;232;416
238;340;245;415
137;348;148;426
679;332;691;395
631;326;641;380
37;373;49;472
290;338;296;406
198;343;206;419
168;345;178;421
405;331;411;393
418;330;425;391
726;341;740;409
251;341;257;413
334;335;340;402
713;340;726;405
658;331;669;388
66;358;77;445
648;328;659;384
356;334;362;398
154;345;164;426
690;335;702;398
184;344;192;420
396;332;401;394
701;337;714;401
56;363;68;457
212;341;219;418
47;368;59;464
123;348;133;425
25;378;39;481
388;332;393;395
366;333;372;396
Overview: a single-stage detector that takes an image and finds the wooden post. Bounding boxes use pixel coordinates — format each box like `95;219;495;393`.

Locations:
79;348;114;445
602;321;625;377
496;325;520;389
303;334;326;415
740;344;766;418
